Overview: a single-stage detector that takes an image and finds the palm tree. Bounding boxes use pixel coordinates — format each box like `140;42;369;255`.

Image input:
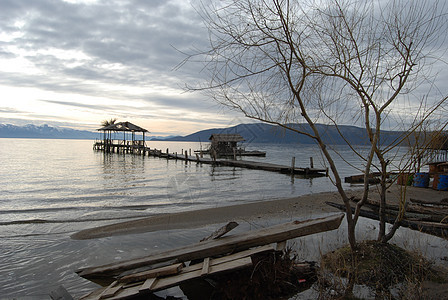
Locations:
101;118;117;127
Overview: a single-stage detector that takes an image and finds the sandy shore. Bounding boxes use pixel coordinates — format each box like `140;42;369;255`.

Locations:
71;185;448;240
71;191;344;240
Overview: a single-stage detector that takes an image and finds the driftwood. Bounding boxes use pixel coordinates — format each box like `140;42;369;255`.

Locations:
81;244;279;300
118;263;183;283
409;197;448;207
351;197;448;222
344;172;397;184
200;221;239;242
326;202;448;239
77;214;344;284
344;173;382;184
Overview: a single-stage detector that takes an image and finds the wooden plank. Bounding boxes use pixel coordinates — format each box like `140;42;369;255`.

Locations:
139;278;157;292
118;243;275;281
119;263;183;283
201;257;210;276
200;221;239;242
83;245;277;300
77;214;344;282
153;256;253;291
102;257;253;300
98;281;123;299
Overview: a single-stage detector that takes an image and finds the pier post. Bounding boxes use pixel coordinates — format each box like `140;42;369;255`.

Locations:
196;154;199;162
189;149;192;156
310;157;314;168
291;157;295;174
185;150;188;162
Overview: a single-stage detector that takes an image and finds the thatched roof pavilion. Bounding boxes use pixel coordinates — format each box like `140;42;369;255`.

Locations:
97;121;148;133
97;122;149;148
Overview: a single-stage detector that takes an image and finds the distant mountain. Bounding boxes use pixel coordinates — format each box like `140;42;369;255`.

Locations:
0;124;98;139
0;124;181;140
1;123;403;144
158;123;401;145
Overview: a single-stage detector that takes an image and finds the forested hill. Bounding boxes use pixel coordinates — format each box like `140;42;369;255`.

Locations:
158;123;403;145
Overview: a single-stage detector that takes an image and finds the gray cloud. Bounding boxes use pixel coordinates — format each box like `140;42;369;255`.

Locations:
0;0;211;125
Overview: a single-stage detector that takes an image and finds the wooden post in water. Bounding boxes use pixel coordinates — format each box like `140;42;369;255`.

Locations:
196;154;199;162
189;149;192;156
185;150;188;162
310;157;314;169
291;157;295;174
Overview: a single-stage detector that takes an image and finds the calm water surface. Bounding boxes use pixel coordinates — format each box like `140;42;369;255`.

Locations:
0;139;445;299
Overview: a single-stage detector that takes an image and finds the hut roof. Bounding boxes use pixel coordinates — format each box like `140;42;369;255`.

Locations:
209;134;245;142
97;122;148;133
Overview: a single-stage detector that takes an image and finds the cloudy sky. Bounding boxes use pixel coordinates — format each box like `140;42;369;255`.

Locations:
0;0;239;136
1;0;447;136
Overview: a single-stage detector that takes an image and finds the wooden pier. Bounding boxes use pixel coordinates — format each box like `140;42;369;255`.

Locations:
93;140;328;176
93;121;327;176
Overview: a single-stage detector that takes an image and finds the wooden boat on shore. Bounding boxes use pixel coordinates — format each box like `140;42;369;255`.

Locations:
76;214;344;299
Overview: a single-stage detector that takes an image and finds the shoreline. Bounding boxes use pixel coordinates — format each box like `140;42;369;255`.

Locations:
71;190;345;240
71;185;448;240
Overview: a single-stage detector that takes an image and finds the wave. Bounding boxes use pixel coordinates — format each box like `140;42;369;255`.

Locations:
0;200;208;215
0;214;147;226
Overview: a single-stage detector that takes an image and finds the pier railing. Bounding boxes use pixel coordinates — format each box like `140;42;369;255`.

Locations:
93;139;147;154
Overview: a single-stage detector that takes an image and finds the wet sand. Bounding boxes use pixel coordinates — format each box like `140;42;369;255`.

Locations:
71;185;448;240
71;191;343;240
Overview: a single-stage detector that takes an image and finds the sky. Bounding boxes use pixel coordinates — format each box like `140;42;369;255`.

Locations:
0;1;447;137
0;0;241;136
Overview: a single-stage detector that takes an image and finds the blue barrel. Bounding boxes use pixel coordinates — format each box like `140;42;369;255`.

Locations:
436;174;448;191
413;172;429;188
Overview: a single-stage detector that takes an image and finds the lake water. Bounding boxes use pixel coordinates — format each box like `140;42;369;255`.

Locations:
0;138;445;299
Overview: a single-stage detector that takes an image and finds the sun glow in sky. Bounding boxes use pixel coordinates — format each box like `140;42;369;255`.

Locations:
0;0;237;136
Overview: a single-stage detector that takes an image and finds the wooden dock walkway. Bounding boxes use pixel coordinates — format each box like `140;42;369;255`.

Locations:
93;141;328;176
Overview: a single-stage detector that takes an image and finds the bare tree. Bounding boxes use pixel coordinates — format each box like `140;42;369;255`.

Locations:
188;0;448;249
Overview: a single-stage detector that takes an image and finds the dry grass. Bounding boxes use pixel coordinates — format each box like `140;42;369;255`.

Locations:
317;240;435;299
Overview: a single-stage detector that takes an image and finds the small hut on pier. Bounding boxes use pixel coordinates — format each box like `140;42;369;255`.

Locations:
209;134;245;157
95;121;149;154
